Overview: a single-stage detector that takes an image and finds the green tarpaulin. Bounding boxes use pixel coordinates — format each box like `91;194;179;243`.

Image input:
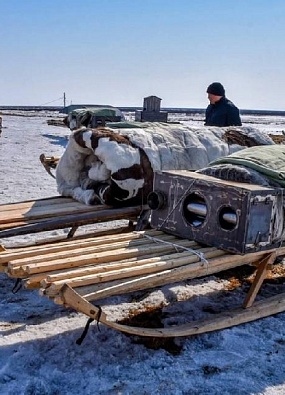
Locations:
209;145;285;187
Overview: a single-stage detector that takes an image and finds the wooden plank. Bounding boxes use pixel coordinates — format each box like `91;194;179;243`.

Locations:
0;205;142;238
41;244;204;283
10;238;201;276
0;230;165;265
26;250;173;290
8;233;179;271
25;245;209;290
2;227;149;254
43;247;224;293
0;196;72;210
0;210;107;230
0;221;30;230
4;230;171;268
0;202;96;221
0;207;114;231
77;257;245;302
27;222;135;247
0;202;104;223
72;247;285;302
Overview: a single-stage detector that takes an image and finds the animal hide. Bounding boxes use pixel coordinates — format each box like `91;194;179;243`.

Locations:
56;123;275;206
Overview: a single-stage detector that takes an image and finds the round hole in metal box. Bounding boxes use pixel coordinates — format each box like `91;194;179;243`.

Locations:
218;206;237;230
147;191;166;210
183;193;207;227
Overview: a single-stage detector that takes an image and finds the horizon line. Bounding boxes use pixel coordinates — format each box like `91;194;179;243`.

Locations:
1;104;285;116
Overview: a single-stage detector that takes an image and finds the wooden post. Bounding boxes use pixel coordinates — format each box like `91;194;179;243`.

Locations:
243;252;276;308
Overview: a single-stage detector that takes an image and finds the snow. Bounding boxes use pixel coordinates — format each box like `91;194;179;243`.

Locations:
1;111;285;395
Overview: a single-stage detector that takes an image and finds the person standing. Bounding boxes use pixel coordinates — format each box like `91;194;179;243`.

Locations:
205;82;242;127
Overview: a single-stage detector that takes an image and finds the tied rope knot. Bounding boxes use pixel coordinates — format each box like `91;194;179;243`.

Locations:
141;234;209;271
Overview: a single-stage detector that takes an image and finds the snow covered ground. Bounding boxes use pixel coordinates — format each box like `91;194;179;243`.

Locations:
1;111;285;395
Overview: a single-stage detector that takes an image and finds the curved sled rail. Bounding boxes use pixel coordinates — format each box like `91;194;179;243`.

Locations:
61;284;285;338
39;153;59;179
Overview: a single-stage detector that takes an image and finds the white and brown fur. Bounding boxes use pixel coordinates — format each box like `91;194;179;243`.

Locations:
56;128;153;206
56;125;275;206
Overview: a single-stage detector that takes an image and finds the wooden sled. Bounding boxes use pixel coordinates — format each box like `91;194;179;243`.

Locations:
268;134;285;144
39;153;60;179
1;228;285;338
0;196;143;239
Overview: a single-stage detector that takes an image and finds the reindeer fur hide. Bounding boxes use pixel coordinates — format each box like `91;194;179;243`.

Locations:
56;123;274;206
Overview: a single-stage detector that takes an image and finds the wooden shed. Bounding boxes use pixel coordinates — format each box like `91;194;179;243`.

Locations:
135;95;168;122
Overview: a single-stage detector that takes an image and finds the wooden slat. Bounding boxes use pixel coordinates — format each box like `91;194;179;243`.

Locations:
42;243;204;283
0;221;30;230
69;246;285;302
0;230;165;265
8;238;198;277
25;245;204;290
27;222;135;247
38;244;211;286
0;205;142;238
25;251;170;290
0;201;104;224
0;207;112;230
42;247;223;293
0;196;71;210
8;233;179;274
0;198;76;229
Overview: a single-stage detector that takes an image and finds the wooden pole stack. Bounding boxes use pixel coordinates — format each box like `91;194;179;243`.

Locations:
2;229;285;307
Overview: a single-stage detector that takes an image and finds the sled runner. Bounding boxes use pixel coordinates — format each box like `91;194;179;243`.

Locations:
39;153;59;179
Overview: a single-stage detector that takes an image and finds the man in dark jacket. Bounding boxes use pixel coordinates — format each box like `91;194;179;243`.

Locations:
205;82;242;127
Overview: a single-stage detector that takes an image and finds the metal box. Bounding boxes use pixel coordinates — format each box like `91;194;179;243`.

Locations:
149;170;284;254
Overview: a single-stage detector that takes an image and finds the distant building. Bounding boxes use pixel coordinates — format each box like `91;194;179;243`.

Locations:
135;96;168;122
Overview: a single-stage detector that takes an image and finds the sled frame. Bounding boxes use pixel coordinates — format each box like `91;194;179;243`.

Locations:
60;250;285;338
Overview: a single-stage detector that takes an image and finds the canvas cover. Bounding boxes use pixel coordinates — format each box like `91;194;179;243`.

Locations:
209;145;285;187
108;123;274;171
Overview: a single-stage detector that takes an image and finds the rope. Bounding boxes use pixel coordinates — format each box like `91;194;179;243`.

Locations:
76;305;102;345
76;318;94;345
142;234;209;267
12;278;23;294
139;177;210;271
39;96;64;106
155;179;196;230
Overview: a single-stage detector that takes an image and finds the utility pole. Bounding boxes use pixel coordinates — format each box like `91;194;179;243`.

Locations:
63;92;66;108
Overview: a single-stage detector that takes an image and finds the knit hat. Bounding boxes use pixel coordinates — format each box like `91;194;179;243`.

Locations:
207;82;225;96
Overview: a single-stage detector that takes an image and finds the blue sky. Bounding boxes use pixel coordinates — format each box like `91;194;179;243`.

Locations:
1;0;285;110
